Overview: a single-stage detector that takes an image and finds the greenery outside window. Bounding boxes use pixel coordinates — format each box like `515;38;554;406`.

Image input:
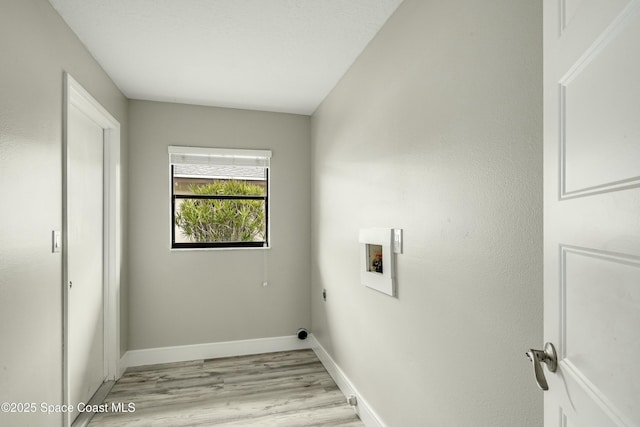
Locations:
169;146;271;249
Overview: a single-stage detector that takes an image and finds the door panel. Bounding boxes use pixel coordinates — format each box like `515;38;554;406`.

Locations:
561;6;640;195
67;102;105;421
544;0;640;426
559;0;631;40
562;247;640;422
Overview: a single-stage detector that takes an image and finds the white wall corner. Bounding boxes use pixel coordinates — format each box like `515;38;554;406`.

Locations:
119;335;311;371
308;334;386;427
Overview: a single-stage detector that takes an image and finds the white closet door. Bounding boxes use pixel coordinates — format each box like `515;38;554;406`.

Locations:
67;102;105;421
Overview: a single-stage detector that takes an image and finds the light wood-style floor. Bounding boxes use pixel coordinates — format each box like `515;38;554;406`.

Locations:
87;349;364;426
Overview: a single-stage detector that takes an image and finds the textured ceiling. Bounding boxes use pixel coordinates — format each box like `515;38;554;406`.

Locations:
48;0;404;115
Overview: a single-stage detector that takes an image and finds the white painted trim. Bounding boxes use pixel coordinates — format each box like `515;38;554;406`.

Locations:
103;127;122;384
63;73;121;427
309;335;386;427
120;335;311;370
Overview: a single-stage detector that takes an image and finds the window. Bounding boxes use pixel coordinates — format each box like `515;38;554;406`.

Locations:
169;146;271;249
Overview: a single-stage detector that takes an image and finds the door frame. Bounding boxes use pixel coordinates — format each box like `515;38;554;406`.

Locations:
62;73;121;426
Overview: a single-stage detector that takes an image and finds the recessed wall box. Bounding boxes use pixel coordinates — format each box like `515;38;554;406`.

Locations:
359;228;400;297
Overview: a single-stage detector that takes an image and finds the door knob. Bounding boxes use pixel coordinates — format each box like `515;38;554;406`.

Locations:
525;342;557;391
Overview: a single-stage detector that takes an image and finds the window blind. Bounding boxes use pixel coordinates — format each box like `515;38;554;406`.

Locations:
168;146;271;168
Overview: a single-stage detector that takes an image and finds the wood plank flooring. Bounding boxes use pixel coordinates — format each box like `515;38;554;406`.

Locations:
87;349;364;426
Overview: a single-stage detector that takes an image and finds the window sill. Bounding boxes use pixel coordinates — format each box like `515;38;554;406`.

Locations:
169;246;271;252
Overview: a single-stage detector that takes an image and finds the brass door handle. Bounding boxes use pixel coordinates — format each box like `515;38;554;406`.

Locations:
525;342;557;391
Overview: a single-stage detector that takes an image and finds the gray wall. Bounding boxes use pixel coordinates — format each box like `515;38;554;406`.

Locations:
128;100;310;350
310;1;543;426
0;1;129;425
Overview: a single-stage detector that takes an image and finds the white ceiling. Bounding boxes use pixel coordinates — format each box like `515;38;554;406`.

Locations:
48;0;404;115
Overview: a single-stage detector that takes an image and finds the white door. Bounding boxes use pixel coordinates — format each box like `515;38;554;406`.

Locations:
543;0;640;426
67;102;106;422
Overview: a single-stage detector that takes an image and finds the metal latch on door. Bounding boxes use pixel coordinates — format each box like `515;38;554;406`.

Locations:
525;342;557;391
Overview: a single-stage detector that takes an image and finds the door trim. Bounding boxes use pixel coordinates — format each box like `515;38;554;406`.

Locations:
62;73;121;427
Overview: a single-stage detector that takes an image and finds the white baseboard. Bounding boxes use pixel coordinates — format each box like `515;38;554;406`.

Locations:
308;334;386;427
119;335;311;372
